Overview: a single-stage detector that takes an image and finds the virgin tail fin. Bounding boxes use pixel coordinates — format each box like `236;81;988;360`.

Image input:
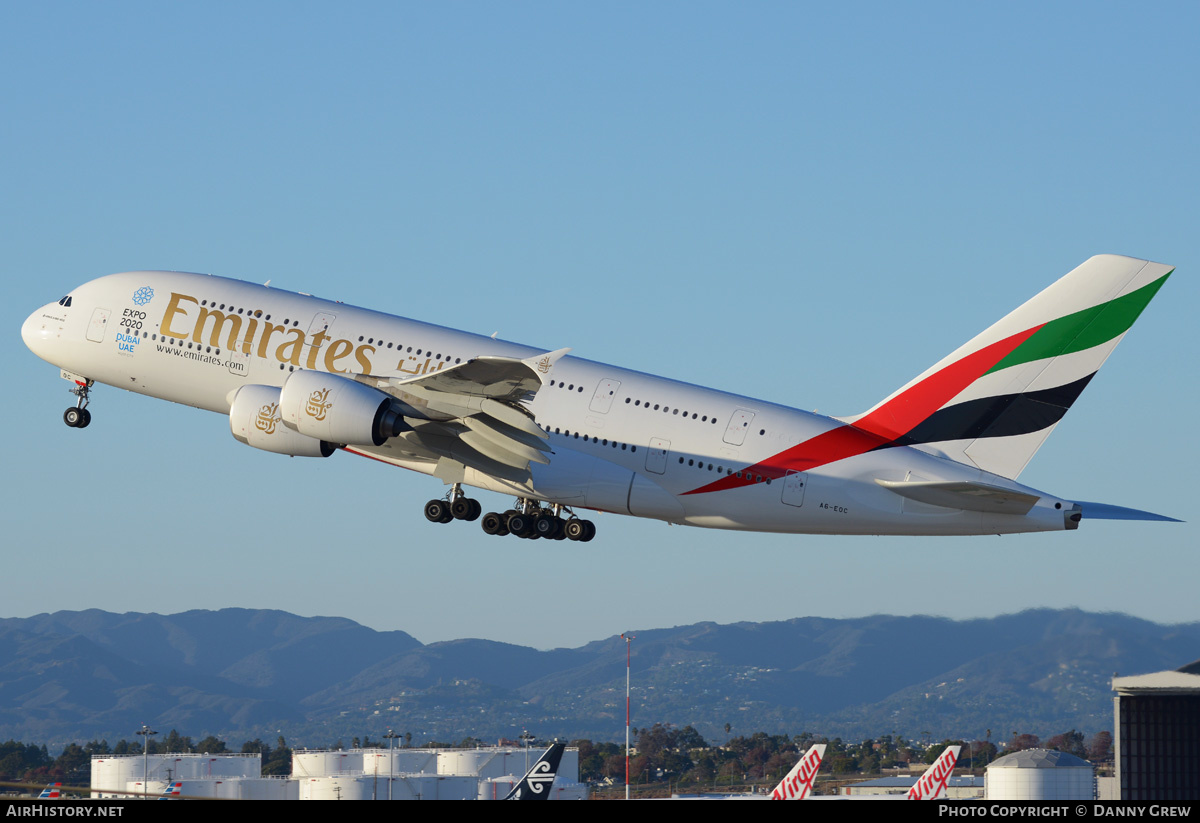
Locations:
840;255;1172;479
769;743;825;800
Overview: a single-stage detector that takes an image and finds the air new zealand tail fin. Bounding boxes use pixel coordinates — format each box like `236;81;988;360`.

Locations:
504;742;566;800
840;255;1173;479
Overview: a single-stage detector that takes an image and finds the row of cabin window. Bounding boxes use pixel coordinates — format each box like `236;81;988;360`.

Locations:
679;456;771;483
199;299;277;322
197;299;466;364
546;378;722;423
358;335;462;363
552;428;637;452
625;396;720;424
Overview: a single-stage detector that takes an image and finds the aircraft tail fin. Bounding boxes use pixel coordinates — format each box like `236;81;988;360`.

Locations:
38;783;62;799
769;743;826;800
840;255;1173;479
907;745;961;800
504;742;565;800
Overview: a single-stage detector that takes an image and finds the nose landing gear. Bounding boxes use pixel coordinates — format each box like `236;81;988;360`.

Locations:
63;381;93;429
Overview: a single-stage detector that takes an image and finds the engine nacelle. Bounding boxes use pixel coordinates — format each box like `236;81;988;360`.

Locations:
229;384;336;458
279;369;407;446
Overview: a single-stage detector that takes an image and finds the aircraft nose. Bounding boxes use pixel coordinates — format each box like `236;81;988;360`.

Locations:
22;305;55;356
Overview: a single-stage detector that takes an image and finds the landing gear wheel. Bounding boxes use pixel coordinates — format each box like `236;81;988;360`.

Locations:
451;498;481;521
581;520;596;542
63;408;83;428
564;519;587;541
507;512;535;539
534;514;562;539
424;499;453;524
78;409;92;429
481;512;508;535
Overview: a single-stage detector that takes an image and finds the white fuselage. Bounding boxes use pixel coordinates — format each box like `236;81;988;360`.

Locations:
22;271;1073;536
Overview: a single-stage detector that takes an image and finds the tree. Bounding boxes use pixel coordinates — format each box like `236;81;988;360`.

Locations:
55;744;88;783
966;740;997;767
195;736;227;754
1009;733;1040;752
1086;731;1113;764
1045;730;1086;759
263;737;292;776
158;730;193;753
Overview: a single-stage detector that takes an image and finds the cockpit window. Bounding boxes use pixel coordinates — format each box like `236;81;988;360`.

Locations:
57;296;72;307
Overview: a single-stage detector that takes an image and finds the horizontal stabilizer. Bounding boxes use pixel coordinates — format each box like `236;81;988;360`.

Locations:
1076;501;1181;522
876;479;1039;514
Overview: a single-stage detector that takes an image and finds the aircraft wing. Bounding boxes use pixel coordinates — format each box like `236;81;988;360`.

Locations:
356;348;570;479
390;348;570;402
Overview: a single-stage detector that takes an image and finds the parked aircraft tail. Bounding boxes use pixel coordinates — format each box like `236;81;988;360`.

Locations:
37;783;62;799
769;743;826;800
907;745;961;800
841;255;1172;479
504;742;566;800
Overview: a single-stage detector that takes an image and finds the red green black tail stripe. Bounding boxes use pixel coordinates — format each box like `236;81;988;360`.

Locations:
682;270;1171;497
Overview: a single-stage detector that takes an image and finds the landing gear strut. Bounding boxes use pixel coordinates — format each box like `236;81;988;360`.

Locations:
63;381;92;429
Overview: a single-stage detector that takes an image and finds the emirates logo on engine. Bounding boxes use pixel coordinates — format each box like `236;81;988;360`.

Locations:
305;387;333;421
255;402;279;434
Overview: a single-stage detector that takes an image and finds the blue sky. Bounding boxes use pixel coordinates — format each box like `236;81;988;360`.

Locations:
4;2;1197;650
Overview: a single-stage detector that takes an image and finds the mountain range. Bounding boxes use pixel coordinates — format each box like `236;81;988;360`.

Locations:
1;608;1196;748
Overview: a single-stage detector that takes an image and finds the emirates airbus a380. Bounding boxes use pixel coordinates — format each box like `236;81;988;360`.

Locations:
22;254;1177;542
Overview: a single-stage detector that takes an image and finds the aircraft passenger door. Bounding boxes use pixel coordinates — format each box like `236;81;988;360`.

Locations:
723;408;756;446
226;348;249;376
589;379;622;414
645;438;670;475
781;471;808;507
87;308;111;343
303;311;337;365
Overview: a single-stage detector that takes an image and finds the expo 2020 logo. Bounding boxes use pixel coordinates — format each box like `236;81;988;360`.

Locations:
132;287;155;306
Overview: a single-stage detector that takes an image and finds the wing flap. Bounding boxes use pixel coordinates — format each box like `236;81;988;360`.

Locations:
354;348;569;481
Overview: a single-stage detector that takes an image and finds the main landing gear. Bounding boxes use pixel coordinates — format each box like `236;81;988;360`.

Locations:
63;381;92;429
482;499;596;542
424;483;482;524
424;490;596;541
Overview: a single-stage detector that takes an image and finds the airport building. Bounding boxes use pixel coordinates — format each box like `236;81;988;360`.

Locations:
1113;659;1200;801
90;745;587;800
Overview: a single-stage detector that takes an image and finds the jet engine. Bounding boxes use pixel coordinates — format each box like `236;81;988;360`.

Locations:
229;384;336;457
278;369;408;446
